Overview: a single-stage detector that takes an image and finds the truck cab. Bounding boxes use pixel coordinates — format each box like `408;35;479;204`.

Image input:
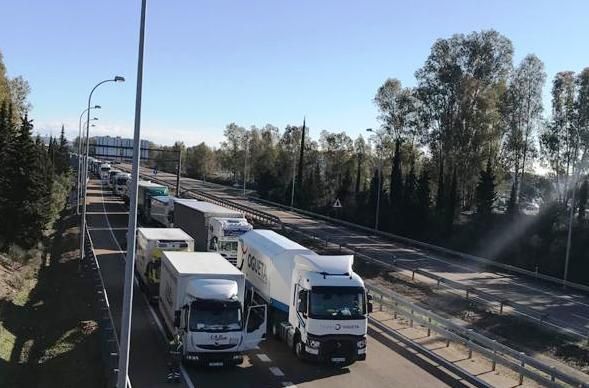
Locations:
159;252;267;367
108;169;122;189
114;173;131;196
208;217;253;265
99;163;111;183
149;195;176;227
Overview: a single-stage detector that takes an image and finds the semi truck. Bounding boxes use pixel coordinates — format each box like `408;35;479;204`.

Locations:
108;169;122;189
99;163;111;183
159;251;267;366
237;230;372;365
173;201;252;265
124;180;169;214
136;228;194;300
113;172;131;196
147;195;177;227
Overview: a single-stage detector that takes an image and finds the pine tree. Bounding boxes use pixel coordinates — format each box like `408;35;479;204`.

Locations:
506;179;518;215
402;164;418;234
56;124;69;174
389;139;403;208
475;159;497;220
416;169;431;232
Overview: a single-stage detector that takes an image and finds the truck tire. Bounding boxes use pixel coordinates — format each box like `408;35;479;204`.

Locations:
294;335;306;361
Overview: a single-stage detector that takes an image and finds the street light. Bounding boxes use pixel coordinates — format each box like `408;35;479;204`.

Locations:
77;106;101;214
366;128;383;230
118;1;145;386
79;76;125;262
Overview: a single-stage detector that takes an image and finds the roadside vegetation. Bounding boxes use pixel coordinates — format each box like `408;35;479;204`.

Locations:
150;30;589;285
0;50;103;387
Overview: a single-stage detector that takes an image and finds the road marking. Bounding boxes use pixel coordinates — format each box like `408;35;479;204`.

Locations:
256;354;271;362
269;367;285;376
572;313;589;321
97;181;196;388
281;382;297;387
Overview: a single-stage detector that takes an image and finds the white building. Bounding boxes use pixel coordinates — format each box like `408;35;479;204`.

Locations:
92;136;150;161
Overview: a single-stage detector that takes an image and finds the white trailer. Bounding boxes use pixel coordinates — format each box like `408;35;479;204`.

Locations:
159;251;267;366
147;195;176;227
136;228;194;300
237;230;372;365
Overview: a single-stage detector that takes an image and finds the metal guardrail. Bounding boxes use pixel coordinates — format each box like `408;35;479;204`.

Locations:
367;283;589;388
83;229;130;388
249;196;589;293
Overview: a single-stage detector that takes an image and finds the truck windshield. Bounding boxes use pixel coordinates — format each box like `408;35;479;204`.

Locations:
189;300;242;332
309;286;366;320
218;240;238;253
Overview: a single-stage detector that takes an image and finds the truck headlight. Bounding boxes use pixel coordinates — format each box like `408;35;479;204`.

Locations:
307;339;320;349
356;339;366;349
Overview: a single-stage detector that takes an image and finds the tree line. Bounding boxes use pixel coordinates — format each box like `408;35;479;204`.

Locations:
0;52;71;250
161;30;589;283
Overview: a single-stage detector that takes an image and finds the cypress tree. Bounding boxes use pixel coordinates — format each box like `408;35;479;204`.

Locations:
475;158;497;220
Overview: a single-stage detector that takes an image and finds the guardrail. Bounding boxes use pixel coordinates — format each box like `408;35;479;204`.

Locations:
367;283;589;388
83;229;130;388
248;196;589;293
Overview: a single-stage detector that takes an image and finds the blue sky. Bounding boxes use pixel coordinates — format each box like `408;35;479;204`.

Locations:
1;0;588;147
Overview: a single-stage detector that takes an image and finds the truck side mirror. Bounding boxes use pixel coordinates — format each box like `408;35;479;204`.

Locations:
367;302;373;314
174;310;181;328
297;290;308;316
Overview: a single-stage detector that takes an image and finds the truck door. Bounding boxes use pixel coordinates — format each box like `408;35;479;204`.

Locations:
240;305;267;351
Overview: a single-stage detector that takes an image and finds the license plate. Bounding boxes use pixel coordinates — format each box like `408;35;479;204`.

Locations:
208;362;223;367
331;357;346;363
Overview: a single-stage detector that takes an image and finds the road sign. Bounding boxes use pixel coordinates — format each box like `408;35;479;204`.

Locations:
333;198;342;208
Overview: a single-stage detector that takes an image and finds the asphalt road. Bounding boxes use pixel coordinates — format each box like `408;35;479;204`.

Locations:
86;177;458;388
124;163;589;337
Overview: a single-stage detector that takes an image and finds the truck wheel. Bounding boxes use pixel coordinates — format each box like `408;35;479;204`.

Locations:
294;336;306;361
271;322;280;339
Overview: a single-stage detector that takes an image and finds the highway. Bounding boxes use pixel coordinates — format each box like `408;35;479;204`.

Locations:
85;177;464;388
121;163;589;338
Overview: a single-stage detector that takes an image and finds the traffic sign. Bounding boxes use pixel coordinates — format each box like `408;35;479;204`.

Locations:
333;198;342;208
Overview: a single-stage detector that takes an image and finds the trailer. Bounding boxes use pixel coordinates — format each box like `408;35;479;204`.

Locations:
147;195;176;227
136;228;194;300
237;230;372;365
159;251;267;366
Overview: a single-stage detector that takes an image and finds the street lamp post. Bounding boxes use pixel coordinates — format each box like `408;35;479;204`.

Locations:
77;108;100;214
117;0;146;386
79;76;125;261
243;139;248;196
366;128;383;230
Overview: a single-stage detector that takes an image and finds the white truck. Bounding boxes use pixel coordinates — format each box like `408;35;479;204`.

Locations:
159;251;267;366
147;195;177;227
237;230;372;365
99;163;111;183
113;172;131;196
136;228;194;300
173;201;253;265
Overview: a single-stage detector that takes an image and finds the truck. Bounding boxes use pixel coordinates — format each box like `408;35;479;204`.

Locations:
147;195;177;227
173;201;252;265
124;180;169;216
108;169;122;189
113;172;131;196
136;228;194;300
159;251;267;366
99;163;111;183
237;230;372;365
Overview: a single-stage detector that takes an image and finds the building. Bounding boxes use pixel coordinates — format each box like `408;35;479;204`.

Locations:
92;136;150;161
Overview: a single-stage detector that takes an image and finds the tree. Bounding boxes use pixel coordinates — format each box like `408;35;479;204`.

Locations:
185;142;216;180
475;158;497;219
296;118;306;191
416;168;431;225
578;178;588;222
354;135;368;195
389;139;403;214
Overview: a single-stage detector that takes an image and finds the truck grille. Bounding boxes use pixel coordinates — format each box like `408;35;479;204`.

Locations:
196;344;237;350
322;339;354;356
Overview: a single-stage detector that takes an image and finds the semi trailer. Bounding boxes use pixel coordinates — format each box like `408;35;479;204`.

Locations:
147;195;176;227
173;201;252;265
237;230;372;365
135;228;194;300
159;251;267;366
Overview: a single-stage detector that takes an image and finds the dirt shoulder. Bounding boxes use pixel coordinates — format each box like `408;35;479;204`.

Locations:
0;199;105;388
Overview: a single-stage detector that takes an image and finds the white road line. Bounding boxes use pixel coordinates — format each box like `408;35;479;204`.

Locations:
572;313;589;321
256;354;272;362
281;382;297;387
269;367;285;377
97;182;196;388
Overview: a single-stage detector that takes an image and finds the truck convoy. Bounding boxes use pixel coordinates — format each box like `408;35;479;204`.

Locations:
173;201;252;265
159;251;267;366
237;230;371;365
136;228;194;300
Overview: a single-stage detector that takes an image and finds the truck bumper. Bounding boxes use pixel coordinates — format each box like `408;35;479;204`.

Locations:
184;352;243;367
305;335;366;365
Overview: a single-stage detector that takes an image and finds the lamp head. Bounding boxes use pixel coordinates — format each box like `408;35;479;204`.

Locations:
93;105;102;109
366;128;373;132
114;76;125;82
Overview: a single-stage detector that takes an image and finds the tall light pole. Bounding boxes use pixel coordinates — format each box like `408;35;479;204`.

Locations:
79;76;125;262
77;108;100;214
366;128;383;230
290;146;296;209
118;0;145;386
243;137;249;196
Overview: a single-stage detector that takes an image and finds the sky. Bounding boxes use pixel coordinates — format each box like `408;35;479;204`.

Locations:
1;0;589;147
